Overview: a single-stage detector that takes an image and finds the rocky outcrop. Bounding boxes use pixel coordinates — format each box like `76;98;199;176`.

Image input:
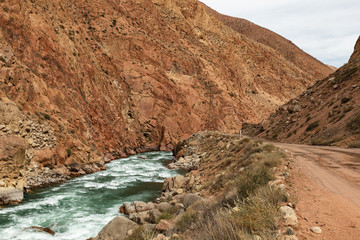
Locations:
94;216;138;240
244;36;360;147
0;133;27;204
0;188;23;205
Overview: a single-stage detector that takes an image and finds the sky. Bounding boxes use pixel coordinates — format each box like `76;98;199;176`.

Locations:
201;0;360;67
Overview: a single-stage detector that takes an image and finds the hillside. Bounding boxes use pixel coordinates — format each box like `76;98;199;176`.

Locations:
0;0;332;202
245;36;360;147
201;3;334;80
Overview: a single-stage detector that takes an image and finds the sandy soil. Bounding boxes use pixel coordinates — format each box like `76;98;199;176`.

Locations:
274;143;360;239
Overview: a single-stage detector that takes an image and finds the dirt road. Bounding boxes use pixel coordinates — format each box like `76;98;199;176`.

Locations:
273;143;360;239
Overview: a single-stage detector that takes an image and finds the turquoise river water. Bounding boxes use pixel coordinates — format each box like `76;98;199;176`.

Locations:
0;151;181;240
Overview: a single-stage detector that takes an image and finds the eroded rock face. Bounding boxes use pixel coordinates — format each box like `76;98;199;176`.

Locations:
0;134;27;204
246;36;360;147
0;188;23;205
0;0;332;191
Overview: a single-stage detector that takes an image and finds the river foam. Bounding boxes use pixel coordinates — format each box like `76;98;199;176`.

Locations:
0;151;179;240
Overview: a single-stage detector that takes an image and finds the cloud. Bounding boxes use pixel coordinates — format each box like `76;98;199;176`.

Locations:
201;0;360;67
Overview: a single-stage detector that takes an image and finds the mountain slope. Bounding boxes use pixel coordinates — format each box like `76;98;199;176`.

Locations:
0;0;333;196
246;36;360;147
202;3;333;80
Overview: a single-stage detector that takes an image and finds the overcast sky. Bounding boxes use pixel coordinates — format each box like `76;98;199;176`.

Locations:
201;0;360;67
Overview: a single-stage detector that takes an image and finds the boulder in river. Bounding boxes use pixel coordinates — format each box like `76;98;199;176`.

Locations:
94;216;138;240
27;226;55;236
0;187;24;205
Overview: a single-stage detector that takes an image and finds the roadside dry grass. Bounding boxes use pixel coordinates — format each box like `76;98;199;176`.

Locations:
175;134;289;239
125;133;289;240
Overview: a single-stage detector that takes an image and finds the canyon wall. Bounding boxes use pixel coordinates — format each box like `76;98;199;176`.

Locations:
0;0;332;198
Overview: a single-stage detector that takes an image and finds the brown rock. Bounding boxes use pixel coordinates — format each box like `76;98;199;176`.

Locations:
156;219;175;232
149;209;162;223
94;216;138;240
279;206;298;226
157;202;171;213
134;201;150;212
28;226;55;236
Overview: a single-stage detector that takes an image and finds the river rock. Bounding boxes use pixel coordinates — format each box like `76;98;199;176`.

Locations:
157;202;171;213
173;194;184;203
149;209;162;223
0;187;24;205
156;219;175;232
279;206;298;226
94;216;138;240
28;226;55;236
121;202;136;215
173;175;186;189
163;177;173;192
129;211;150;224
134;201;148;212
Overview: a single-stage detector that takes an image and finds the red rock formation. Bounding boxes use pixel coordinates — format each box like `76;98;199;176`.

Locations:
0;0;333;190
201;3;334;80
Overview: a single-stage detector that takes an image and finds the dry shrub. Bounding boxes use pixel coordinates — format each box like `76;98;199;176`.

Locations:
347;113;360;133
193;186;286;240
176;212;198;232
124;226;156;240
236;165;273;200
348;141;360;148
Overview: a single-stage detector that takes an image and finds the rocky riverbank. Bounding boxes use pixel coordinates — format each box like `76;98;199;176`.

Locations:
92;132;302;240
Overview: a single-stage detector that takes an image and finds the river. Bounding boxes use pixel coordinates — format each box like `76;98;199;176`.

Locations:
0;151;181;240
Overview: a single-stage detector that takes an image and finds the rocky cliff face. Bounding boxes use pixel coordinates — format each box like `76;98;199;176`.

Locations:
245;36;360;147
0;0;331;197
201;4;334;80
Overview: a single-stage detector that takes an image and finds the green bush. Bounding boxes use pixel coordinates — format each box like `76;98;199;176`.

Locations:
157;212;173;223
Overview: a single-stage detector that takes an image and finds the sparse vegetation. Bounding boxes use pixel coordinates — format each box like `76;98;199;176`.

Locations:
311;137;343;146
344;106;354;113
66;148;72;157
306;121;320;131
176;212;198;232
346;114;360;133
172;137;287;239
335;67;358;83
157;212;173;222
124;226;155;240
348;141;360;148
192;186;287;240
236;165;274;200
43;113;51;120
341;97;352;104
